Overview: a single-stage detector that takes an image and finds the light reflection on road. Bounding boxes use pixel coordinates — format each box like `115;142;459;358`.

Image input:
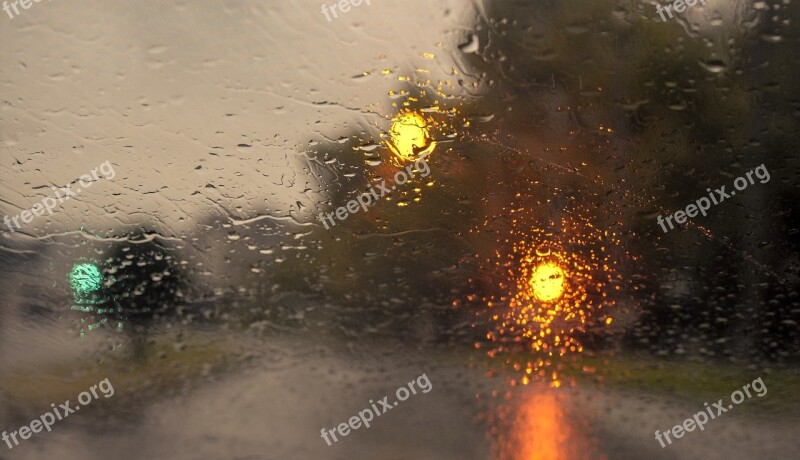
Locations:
490;389;597;460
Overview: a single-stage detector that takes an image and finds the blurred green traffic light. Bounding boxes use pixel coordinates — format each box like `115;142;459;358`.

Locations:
68;262;103;296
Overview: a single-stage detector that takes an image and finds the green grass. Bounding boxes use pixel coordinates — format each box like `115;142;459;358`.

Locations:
574;355;794;402
470;349;799;415
0;336;230;411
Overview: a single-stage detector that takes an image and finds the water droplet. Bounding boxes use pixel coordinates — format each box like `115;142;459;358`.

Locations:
760;34;783;43
459;34;480;54
698;60;727;74
357;143;380;152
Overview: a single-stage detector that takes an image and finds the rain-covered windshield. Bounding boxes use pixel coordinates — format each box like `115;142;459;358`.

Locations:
1;1;799;459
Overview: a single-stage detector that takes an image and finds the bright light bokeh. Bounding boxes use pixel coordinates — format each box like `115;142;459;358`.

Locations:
68;263;103;295
529;262;566;303
386;112;436;161
472;204;625;387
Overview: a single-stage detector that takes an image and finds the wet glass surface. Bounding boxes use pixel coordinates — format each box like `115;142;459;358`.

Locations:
1;1;799;459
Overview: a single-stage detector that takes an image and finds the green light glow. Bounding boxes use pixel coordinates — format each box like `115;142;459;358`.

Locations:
67;260;123;339
68;263;103;295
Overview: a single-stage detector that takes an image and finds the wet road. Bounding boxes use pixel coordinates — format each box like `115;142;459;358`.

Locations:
2;330;798;460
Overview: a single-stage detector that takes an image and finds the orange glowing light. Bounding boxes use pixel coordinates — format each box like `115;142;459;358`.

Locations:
386;112;436;161
528;262;566;303
492;392;593;460
470;204;624;385
512;394;566;460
